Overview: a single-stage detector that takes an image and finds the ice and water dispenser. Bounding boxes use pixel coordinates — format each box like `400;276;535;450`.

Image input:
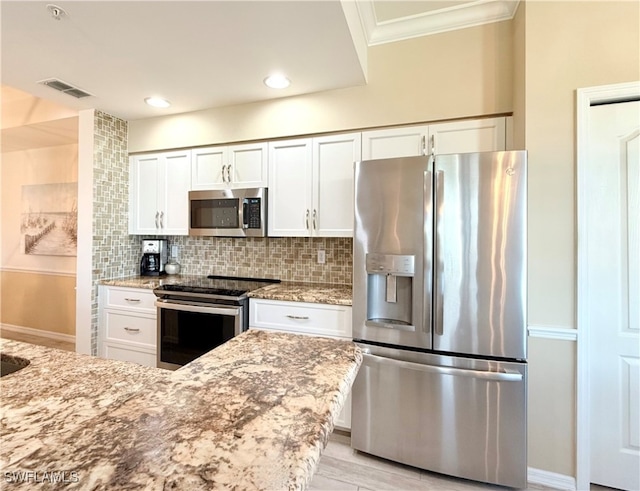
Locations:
365;253;415;331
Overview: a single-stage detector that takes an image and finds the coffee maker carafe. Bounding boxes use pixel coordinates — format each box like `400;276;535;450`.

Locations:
140;239;168;276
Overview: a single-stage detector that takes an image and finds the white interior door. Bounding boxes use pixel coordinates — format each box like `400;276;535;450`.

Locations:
587;100;640;490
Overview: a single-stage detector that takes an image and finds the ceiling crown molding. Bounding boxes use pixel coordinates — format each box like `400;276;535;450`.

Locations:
357;0;520;46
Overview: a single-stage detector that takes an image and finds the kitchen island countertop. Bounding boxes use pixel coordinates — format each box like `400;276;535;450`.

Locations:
0;330;361;490
100;276;352;306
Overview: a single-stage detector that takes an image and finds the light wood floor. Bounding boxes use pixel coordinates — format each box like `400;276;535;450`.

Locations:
311;432;556;491
0;329;75;351
0;331;619;491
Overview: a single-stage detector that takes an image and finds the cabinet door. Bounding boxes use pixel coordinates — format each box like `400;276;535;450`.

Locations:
335;392;352;430
103;343;157;367
361;126;428;160
129;154;161;234
429;117;506;154
192;146;227;190
159;150;191;235
268;139;313;236
229;142;268;188
313;133;361;237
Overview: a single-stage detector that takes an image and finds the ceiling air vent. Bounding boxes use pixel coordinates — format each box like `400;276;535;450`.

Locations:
38;78;93;99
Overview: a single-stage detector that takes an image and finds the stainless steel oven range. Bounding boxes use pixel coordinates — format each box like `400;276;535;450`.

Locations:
153;275;279;370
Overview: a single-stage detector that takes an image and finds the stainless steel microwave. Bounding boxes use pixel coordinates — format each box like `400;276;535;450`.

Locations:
189;188;267;237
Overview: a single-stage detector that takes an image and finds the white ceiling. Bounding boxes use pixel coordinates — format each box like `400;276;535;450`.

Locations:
1;1;518;123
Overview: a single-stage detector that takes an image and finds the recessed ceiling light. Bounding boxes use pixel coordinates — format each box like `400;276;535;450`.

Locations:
144;97;171;108
264;74;290;89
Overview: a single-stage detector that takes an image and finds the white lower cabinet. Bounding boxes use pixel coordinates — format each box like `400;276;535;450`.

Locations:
99;285;157;367
249;298;352;430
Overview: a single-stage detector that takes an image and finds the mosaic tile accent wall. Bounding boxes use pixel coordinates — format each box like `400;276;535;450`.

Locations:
159;236;353;285
91;111;137;355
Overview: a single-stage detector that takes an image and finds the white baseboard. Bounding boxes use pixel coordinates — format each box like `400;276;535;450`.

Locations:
0;323;76;344
528;467;577;490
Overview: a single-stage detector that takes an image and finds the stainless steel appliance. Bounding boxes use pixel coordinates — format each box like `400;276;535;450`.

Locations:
189;187;267;237
153;275;279;370
140;239;168;276
352;151;527;488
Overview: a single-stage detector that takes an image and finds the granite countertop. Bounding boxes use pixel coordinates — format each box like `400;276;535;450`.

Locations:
0;330;362;490
99;274;198;290
246;282;352;306
100;276;353;306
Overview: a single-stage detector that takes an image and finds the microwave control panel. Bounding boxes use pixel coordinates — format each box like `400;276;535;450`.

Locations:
243;198;262;229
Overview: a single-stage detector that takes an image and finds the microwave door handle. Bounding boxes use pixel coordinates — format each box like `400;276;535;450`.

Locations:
241;199;248;228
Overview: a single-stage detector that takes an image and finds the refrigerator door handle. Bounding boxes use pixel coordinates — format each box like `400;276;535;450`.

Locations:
423;170;433;334
361;351;523;382
434;169;445;335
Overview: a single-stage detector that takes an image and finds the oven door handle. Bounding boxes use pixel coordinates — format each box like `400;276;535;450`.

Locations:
155;300;241;316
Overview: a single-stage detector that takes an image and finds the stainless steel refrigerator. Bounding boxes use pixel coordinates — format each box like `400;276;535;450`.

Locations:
352;151;527;488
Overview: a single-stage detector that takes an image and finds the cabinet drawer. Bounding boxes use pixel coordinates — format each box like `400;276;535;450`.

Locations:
104;311;157;347
104;287;156;313
250;299;351;339
103;343;156;368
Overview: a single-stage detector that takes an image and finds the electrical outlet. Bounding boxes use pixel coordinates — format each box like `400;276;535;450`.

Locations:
317;250;326;264
171;245;179;258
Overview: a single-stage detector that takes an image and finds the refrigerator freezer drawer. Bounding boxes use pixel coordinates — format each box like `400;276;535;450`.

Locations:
351;344;527;488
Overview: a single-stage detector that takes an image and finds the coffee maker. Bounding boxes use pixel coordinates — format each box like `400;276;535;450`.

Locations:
140;239;168;276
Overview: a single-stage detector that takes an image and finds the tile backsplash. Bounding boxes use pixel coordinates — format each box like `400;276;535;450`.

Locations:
149;236;353;285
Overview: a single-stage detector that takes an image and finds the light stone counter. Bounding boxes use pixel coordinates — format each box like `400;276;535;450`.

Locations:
247;282;352;306
0;330;361;490
99;274;198;290
100;276;353;306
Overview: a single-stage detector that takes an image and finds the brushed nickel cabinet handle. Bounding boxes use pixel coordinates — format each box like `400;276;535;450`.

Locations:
305;209;310;230
124;298;141;303
312;209;317;230
124;327;140;332
286;315;309;320
155;211;159;228
227;164;232;182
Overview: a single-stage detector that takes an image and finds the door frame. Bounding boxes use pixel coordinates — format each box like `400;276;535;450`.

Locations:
576;80;640;491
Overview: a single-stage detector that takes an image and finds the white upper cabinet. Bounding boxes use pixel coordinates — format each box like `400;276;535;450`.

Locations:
428;117;506;154
229;143;268;188
361;126;428;160
192;142;267;190
268;138;314;236
313;133;361;236
129;150;191;235
191;146;226;189
361;117;507;160
268;133;361;237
